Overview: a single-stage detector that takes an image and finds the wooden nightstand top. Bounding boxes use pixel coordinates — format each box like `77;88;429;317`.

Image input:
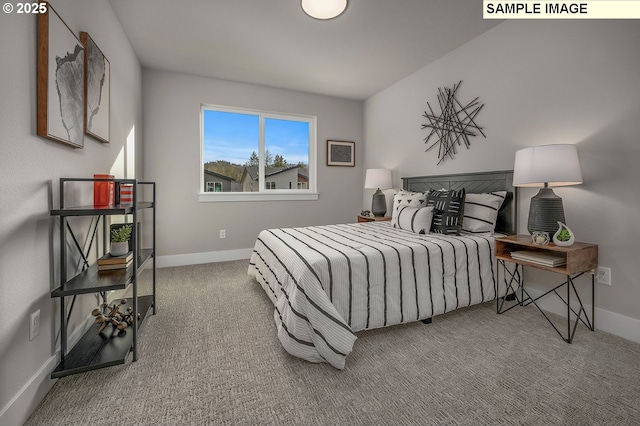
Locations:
358;215;391;223
496;234;598;275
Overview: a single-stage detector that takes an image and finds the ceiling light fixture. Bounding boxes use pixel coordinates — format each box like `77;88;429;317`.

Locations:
301;0;348;20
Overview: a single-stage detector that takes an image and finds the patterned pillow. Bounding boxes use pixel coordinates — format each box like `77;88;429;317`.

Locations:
462;191;507;235
425;188;466;235
391;190;427;227
394;206;434;234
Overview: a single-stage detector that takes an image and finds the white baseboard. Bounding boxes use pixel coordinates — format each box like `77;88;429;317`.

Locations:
524;287;640;343
156;248;252;268
0;354;57;426
0;310;97;425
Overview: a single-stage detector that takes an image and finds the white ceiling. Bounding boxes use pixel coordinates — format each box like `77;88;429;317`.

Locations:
109;0;501;100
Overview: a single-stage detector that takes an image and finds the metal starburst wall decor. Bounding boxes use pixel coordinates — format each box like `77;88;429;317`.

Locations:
421;81;485;164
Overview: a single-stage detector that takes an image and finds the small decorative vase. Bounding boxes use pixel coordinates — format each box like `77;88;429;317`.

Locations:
531;231;550;245
110;241;129;256
552;222;575;247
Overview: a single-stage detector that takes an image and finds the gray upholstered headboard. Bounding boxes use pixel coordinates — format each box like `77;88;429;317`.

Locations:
401;170;517;236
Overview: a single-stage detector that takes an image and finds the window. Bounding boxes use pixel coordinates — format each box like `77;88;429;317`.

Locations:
205;182;223;192
200;105;317;202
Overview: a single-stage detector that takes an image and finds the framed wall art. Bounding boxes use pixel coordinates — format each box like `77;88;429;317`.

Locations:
81;31;110;143
327;140;355;167
37;2;85;148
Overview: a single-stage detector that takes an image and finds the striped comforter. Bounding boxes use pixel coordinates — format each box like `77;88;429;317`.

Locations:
248;221;501;369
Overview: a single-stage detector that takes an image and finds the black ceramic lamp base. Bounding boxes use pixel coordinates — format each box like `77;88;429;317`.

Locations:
371;189;387;217
527;188;566;234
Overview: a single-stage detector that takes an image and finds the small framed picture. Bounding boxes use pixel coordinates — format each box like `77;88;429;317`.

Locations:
327;140;355;167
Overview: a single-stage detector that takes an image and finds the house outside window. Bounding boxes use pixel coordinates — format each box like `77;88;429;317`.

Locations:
200;104;318;202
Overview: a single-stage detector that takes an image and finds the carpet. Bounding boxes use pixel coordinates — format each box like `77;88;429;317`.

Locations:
26;260;640;425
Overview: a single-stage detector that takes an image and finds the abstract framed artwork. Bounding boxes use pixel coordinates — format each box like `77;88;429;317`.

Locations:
81;31;110;143
327;140;355;167
37;1;85;148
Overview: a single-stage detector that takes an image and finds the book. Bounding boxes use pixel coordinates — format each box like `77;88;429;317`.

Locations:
98;259;133;271
97;251;133;265
510;250;566;267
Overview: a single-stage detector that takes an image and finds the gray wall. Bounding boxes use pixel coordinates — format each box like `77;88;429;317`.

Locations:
142;70;364;263
0;1;143;422
364;20;640;339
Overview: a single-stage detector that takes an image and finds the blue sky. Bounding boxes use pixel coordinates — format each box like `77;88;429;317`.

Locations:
203;110;309;166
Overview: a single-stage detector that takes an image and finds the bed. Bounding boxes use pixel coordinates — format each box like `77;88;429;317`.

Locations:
248;170;517;369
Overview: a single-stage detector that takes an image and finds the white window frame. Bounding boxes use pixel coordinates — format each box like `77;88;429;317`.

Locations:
199;104;318;202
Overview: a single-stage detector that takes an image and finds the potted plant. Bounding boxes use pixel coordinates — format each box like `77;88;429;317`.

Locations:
552;221;575;247
110;224;132;256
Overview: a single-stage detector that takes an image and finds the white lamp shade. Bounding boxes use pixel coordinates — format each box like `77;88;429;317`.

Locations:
513;144;583;187
301;0;348;19
364;169;392;189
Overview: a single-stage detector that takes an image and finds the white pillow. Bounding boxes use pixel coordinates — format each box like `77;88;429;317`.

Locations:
391;190;427;227
394;206;434;234
461;191;507;234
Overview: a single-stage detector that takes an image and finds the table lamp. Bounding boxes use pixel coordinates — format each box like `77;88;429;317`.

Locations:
364;169;392;217
513;144;583;234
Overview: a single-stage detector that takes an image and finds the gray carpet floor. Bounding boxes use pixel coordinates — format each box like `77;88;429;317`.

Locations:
26;260;640;425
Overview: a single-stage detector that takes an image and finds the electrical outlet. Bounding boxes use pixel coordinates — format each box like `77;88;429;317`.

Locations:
219;229;226;239
30;309;40;341
596;266;611;286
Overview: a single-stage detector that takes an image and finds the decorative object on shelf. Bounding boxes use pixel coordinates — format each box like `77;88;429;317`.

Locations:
421;81;485;165
360;210;371;217
37;2;85;148
119;183;133;205
364;169;392;217
92;300;139;335
80;32;110;143
513;144;583;235
553;221;575;246
301;0;348;20
110;224;132;256
93;174;115;207
531;231;550;245
327;140;355;166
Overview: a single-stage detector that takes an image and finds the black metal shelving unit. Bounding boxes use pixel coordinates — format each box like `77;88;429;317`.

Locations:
50;178;156;378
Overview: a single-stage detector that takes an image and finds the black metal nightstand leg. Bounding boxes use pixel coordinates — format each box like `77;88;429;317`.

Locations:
496;259;595;343
496;261;528;314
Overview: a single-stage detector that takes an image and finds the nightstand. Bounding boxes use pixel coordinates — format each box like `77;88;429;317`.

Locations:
495;234;598;343
357;215;391;223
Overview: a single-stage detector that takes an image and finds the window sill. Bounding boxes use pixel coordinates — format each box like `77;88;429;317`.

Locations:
198;192;319;202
